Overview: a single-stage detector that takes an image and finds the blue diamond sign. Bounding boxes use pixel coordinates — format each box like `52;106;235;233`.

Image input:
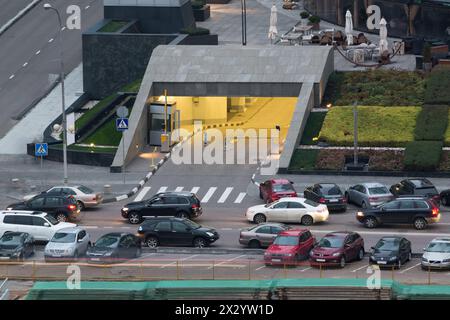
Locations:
35;143;48;157
116;118;129;132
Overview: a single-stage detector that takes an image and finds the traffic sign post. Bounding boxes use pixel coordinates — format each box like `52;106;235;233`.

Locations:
116;118;129;184
35;143;48;169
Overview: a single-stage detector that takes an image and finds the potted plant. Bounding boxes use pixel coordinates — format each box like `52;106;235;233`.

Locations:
422;43;432;72
300;11;310;19
192;0;210;22
308;15;321;31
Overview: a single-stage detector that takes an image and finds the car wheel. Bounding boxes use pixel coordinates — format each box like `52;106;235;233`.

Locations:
176;211;189;219
77;201;85;211
253;214;266;224
128;212;142;224
248;240;261;249
340;256;346;268
145;236;159;248
357;248;364;261
301;215;314;226
364;217;377;229
193;237;207;248
413;217;427;230
55;213;67;222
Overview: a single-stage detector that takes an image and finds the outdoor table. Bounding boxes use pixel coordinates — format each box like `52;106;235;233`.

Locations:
281;33;302;45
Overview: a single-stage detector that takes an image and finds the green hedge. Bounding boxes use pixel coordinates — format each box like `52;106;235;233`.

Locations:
300;112;326;145
404;141;443;171
289;149;319;170
319;106;420;147
414;106;449;141
424;67;450;105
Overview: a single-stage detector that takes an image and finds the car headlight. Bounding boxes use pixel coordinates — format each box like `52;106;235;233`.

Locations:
443;258;450;263
122;207;129;212
138;226;143;232
389;256;397;261
104;252;113;257
206;232;215;237
422;257;428;262
357;212;364;217
332;252;341;257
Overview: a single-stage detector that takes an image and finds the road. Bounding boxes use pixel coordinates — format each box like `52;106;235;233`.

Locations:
0;0;103;138
0;0;32;27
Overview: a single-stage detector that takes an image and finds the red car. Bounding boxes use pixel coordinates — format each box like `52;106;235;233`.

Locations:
259;179;297;204
264;229;315;266
309;231;365;268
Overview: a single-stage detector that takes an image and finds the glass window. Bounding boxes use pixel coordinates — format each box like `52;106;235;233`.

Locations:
415;187;438;196
44;214;59;225
164;197;179;205
272;202;289;209
414;201;429;209
183;220;201;229
426;241;450;253
273;236;298;246
45;197;62;207
0;234;22;246
272;184;294;192
29;197;45;208
155;221;171;232
32;217;47;226
149;198;164;205
382;201;401;210
317;236;344;248
400;200;415;209
95;235;120;248
127;235;137;247
299;232;311;242
304;199;319;207
78;231;86;240
320;184;342;195
255;226;272;234
77;186;94;194
15;216;32;226
287;202;305;209
51;232;76;243
3;216;15;224
375;238;400;251
368;187;389;195
172;222;189;232
47;188;62;194
177;197;189;205
270;226;285;234
62;188;77;196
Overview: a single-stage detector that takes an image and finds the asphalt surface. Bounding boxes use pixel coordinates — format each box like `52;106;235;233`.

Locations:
0;0;103;138
0;0;32;27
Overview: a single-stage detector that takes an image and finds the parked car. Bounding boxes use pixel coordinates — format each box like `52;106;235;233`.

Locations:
0;211;76;242
137;217;219;248
246;197;329;225
44;227;91;262
121;192;202;224
23;185;103;210
0;232;34;261
309;231;364;268
264;229;315;266
259;179;297;204
303;183;347;211
421;238;450;270
439;189;450;207
369;237;412;269
356;197;440;230
390;178;440;205
86;233;141;263
239;223;291;248
345;183;393;208
7;194;80;222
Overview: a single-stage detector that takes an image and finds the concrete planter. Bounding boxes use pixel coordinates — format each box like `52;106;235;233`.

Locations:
206;0;230;3
193;5;210;22
180;34;218;45
309;22;320;31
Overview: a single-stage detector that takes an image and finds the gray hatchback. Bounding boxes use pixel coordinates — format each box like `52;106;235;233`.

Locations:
239;223;291;248
345;182;394;209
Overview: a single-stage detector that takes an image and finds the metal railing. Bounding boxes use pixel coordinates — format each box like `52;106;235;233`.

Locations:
0;278;9;300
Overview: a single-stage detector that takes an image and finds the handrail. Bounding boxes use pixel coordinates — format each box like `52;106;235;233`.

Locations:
0;278;9;300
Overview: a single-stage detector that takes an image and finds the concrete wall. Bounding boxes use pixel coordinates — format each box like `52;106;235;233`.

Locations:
173;96;227;125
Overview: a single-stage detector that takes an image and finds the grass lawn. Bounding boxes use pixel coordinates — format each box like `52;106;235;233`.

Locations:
98;20;128;33
300;112;326;145
51;144;117;154
319;106;421;147
289;149;318;170
83;119;122;146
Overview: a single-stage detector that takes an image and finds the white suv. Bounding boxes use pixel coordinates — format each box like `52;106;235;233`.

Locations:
0;210;76;242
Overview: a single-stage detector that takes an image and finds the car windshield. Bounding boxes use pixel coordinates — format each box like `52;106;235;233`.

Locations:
426;242;450;253
78;185;94;194
318;236;344;248
375;239;399;251
45;214;59;225
95;236;119;248
273;236;298;246
304;199;319;207
368;187;389;195
184;220;201;229
322;185;342;195
273;184;294;192
0;235;22;246
51;232;76;243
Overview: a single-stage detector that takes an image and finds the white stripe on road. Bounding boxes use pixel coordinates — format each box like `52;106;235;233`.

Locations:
255;266;265;271
83;226;99;229
157;186;168;194
22;62;28;67
220;228;233;231
35;50;40;55
175;187;184;192
202;187;217;203
208;255;246;269
9;74;14;80
234;192;246;204
300;267;312;272
160;254;198;268
309;229;450;237
399;263;421;274
218;187;233;203
191;187;200;194
116;195;128;201
351;265;369;273
134;187;151;202
48;38;54;43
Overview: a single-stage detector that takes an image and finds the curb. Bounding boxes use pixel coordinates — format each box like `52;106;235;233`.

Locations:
0;0;42;36
143;247;265;255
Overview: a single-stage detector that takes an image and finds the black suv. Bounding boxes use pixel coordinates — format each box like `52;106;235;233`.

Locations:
121;192;202;224
137;217;219;248
303;183;347;211
6;194;79;222
390;178;440;205
356;197;440;230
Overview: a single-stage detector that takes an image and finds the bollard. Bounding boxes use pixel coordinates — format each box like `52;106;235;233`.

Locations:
428;266;431;285
104;184;112;195
248;260;251;280
176;261;180;280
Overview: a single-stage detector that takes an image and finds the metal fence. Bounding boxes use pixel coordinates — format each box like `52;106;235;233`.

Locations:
0;278;9;300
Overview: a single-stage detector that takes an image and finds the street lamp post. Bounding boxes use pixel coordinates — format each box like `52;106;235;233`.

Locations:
241;0;247;45
353;101;358;166
44;3;68;184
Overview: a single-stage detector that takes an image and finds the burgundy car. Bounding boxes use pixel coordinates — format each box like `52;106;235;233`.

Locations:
259;179;297;204
309;232;365;268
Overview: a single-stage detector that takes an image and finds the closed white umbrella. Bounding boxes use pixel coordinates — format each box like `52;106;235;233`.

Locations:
379;18;389;53
345;10;353;46
268;4;278;43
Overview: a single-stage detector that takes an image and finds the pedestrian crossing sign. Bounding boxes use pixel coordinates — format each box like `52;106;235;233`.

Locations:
35;143;48;157
116;118;129;132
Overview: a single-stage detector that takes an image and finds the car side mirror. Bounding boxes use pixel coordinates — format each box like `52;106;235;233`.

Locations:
289;181;294;184
370;247;375;250
44;223;50;227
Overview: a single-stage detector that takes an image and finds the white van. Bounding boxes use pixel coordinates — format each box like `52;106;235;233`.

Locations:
0;211;76;242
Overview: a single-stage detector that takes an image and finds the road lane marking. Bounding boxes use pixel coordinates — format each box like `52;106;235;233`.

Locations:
22;62;28;67
160;261;176;268
300;267;312;272
61;27;66;31
157;186;167;194
234;192;246;204
48;38;54;43
218;187;233;203
85;5;90;9
351;265;369;272
220;228;233;231
134;187;151;202
399;262;421;274
83;226;98;229
9;74;14;79
202;187;217;203
208;254;246;269
255;266;265;271
191;187;200;194
35;50;40;55
175;187;184;192
160;255;198;268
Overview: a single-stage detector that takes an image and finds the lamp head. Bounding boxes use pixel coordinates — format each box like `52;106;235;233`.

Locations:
43;3;52;9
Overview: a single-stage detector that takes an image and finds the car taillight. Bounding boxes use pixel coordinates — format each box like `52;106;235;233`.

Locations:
342;197;347;203
369;197;379;201
68;204;77;211
318;198;326;203
432;207;439;217
192;204;199;209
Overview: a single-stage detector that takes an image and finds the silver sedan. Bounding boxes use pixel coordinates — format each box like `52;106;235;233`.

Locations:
44;227;91;261
345;182;394;208
239;223;291;248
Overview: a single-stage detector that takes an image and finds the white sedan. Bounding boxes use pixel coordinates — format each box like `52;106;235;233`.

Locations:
246;197;329;225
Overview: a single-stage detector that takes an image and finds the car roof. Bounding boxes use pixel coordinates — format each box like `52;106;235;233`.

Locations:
55;227;84;234
379;236;403;241
361;182;385;188
432;238;450;243
1;210;45;216
404;178;434;188
99;232;130;238
277;197;304;202
324;231;353;238
317;183;339;187
255;222;286;227
279;229;308;236
270;179;291;184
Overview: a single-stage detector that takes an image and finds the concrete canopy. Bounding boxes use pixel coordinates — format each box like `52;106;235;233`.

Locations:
111;45;334;172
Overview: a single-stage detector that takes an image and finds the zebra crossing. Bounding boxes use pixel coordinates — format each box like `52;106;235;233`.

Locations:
132;185;251;205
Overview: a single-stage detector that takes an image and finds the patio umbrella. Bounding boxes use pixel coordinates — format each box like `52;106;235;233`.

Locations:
379;18;389;53
345;10;353;46
268;4;278;44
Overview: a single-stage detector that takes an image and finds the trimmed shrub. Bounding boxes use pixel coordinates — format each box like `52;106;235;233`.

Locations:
300;112;326;145
308;15;320;24
300;11;310;19
404;141;443;171
289;149;319;170
414;106;449;141
424;67;450;105
191;0;206;9
180;27;210;36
